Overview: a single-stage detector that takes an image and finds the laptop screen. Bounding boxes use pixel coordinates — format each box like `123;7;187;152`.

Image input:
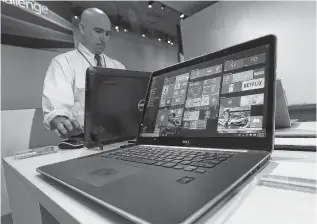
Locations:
84;68;150;148
140;44;271;139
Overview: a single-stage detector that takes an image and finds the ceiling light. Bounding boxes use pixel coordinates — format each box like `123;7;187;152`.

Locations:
180;14;185;19
171;42;174;45
74;16;78;19
115;26;119;30
161;4;165;10
158;38;161;42
142;34;146;37
148;1;153;8
167;40;171;44
124;29;128;32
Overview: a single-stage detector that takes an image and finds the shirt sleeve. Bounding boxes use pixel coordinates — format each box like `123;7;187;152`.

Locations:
42;57;74;130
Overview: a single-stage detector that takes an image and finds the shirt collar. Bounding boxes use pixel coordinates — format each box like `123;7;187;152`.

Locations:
78;43;95;60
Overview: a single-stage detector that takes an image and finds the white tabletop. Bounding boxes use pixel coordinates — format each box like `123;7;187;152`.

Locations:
3;141;316;224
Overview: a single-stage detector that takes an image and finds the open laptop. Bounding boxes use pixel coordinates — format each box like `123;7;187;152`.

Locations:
274;78;315;138
275;78;297;129
84;67;150;148
37;35;276;224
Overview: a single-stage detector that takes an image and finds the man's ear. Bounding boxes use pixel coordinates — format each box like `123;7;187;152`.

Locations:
79;22;84;35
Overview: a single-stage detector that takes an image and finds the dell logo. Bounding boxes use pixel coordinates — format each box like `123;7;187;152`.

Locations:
138;99;145;112
182;140;190;145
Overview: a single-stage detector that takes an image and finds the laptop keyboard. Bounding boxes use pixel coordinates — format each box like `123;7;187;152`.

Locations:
101;146;236;174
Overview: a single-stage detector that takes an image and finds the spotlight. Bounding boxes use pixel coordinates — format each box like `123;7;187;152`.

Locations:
148;1;154;8
124;29;128;32
161;4;165;10
142;34;146;37
180;14;185;19
158;38;161;42
115;26;119;30
167;40;171;44
74;16;78;19
171;42;174;45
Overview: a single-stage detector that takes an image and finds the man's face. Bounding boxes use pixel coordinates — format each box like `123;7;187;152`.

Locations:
81;15;111;54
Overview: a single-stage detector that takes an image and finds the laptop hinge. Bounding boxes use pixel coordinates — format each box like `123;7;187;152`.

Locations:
141;144;249;153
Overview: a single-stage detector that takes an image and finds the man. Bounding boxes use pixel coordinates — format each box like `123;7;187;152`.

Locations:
42;8;125;139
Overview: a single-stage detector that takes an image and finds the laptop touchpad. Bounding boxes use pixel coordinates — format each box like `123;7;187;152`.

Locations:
73;160;142;187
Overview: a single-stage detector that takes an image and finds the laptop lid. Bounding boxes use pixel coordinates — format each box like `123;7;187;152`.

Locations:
137;35;277;152
84;67;151;148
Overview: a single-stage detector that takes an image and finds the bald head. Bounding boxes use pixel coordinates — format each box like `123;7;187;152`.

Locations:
79;8;111;54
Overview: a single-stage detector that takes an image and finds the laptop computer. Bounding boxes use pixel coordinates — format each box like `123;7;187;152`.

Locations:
274;78;315;138
84;67;150;148
37;34;276;224
275;78;297;129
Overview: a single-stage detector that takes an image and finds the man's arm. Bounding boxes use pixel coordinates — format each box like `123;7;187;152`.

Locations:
42;57;81;137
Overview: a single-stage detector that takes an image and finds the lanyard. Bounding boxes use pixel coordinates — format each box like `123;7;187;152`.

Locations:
77;48;106;67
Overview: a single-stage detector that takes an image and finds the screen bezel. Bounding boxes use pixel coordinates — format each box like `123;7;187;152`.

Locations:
136;35;276;152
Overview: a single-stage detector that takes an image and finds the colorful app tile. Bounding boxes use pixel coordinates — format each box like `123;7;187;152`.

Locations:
189;121;198;129
243;53;266;66
180;81;188;89
232;70;254;83
193;98;202;107
175;108;183;117
240;94;264;106
201;95;210;106
171;96;186;106
204;77;221;86
187;82;203;98
253;68;265;78
242;78;265;91
162;84;174;99
197;120;207;129
182;121;190;129
218;109;251;130
210;95;219;106
223;74;233;85
173;89;180;97
224;59;243;71
203;84;220;95
212;77;221;84
167;118;182;127
222;82;242;94
205;66;214;76
164;77;176;85
250;116;263;128
179;88;186;96
214;64;223;74
220;97;241;108
176;73;189;82
156;110;169;126
174;82;181;90
190;69;204;80
183;110;200;121
185;99;194;108
165;98;172;106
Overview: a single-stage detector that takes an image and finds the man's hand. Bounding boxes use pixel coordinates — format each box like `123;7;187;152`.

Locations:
50;116;83;139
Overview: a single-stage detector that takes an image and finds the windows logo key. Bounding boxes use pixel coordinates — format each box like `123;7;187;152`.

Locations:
176;176;196;184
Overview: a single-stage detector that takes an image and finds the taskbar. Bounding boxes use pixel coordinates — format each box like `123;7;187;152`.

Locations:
217;129;266;137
